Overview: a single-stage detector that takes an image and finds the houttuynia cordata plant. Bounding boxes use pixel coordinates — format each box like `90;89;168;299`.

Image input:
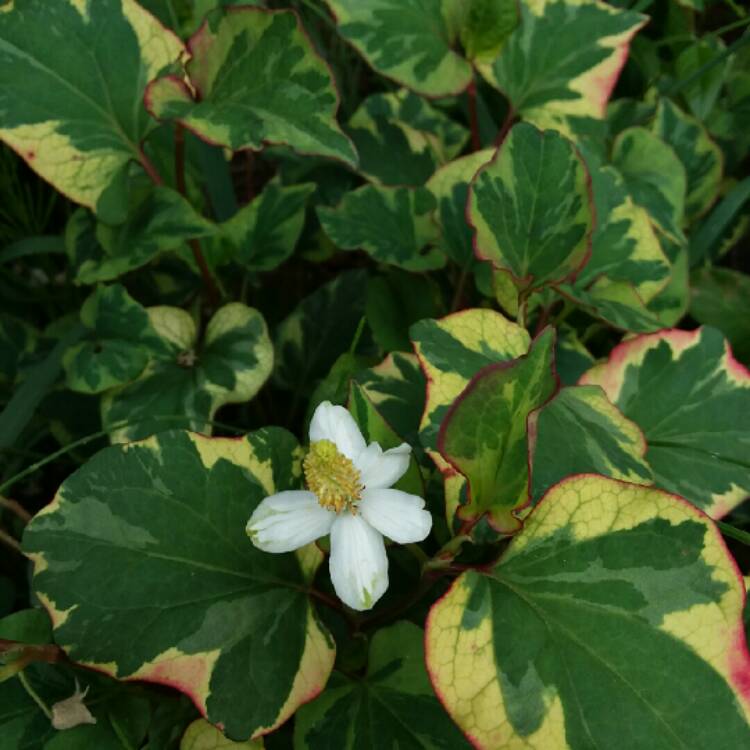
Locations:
1;0;750;748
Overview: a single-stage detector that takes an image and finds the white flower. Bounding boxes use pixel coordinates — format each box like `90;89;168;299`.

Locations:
246;401;432;611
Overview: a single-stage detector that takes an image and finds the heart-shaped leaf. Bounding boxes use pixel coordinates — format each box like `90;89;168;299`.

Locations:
0;0;183;208
23;428;334;741
479;0;646;134
146;7;356;166
102;303;273;442
426;475;750;749
63;284;168;394
438;328;557;532
325;0;473;97
296;621;471;748
528;384;653;503
347;90;468;186
469;123;594;291
318;185;444;271
581;326;750;517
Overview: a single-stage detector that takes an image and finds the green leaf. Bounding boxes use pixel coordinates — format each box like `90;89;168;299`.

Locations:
478;0;646;134
22;428;335;741
181;719;263;749
324;0;473;97
469;123;593;291
353;352;426;455
347;90;469;187
295;621;471;749
438;328;557;532
675;36;730;121
426;475;750;749
0;609;51;645
689;177;750;266
647;240;690;327
102;303;273;442
0;0;183;208
411;309;530;524
528;385;653;503
348;381;423;497
65;186;216;285
318;185;444;271
273;270;368;394
582;326;750;518
0;662;157;750
452;0;519;62
426;149;494;269
612;127;687;244
0;315;37;386
690;267;750;364
146;7;356;167
0;323;85;452
366;271;443;353
557;278;663;333
555;327;594;387
652;99;723;222
63;284;167;394
411;309;530;458
574;157;670;304
217;179;315;271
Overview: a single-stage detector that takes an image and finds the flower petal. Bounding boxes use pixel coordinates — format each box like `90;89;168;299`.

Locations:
358;488;432;544
354;442;412;490
246;490;334;553
309;401;366;460
329;513;388;611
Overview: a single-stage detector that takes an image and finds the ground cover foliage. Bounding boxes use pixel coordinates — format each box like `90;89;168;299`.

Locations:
1;0;750;748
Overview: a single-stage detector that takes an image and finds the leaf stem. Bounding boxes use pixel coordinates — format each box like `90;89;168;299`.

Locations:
467;78;481;151
172;123;220;306
137;148;163;186
495;107;516;146
18;670;53;720
0;526;21;554
716;520;750;546
0;495;31;524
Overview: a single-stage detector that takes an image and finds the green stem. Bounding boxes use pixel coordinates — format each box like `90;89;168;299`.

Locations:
18;670;53;720
348;316;367;356
716;520;750;546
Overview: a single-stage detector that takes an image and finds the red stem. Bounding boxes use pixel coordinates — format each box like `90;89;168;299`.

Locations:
467;79;481;151
172;123;219;307
495;107;516;147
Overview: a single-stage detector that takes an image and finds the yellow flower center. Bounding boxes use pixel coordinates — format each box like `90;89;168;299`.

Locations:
303;439;362;513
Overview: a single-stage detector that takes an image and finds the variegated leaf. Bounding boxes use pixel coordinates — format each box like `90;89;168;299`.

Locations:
217;179;315;271
181;719;263;749
146;7;356;166
528;384;653;502
347;90;468;187
23;429;334;742
438;328;557;532
63;284;167;394
295;622;471;749
426;149;494;269
102;303;273;442
574;156;670;304
354;351;426;455
0;0;183;208
479;0;646;135
581;326;750;518
426;475;750;749
469;123;593;291
410;309;530;522
318;185;444;271
652;99;723;222
324;0;473;97
612;127;687;244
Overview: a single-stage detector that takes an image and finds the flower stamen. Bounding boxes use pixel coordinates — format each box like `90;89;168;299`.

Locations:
303;439;363;513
